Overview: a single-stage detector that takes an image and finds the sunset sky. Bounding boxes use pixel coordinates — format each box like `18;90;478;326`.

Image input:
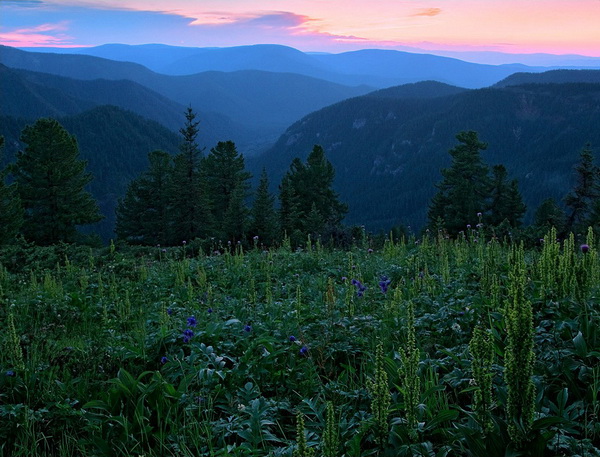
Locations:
1;0;600;56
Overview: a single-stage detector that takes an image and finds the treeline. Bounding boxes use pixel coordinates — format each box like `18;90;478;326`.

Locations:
114;108;348;248
427;130;600;241
1;109;599;249
0;109;348;248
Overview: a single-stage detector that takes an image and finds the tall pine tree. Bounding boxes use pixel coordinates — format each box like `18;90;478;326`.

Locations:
249;169;279;247
279;171;303;244
115;150;173;245
488;164;526;227
204;140;251;242
563;144;600;234
428;131;491;235
280;145;347;242
13;119;101;245
0;136;23;244
169;107;213;243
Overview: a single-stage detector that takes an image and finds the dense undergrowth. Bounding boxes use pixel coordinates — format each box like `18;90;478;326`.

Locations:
1;228;599;456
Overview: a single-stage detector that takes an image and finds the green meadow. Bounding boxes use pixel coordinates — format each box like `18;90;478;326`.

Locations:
1;228;599;457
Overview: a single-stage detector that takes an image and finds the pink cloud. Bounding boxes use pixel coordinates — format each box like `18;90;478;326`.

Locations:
0;21;74;46
411;8;442;17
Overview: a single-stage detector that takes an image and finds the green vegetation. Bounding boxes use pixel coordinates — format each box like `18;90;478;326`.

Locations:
12;119;102;245
1;227;599;456
259;82;600;231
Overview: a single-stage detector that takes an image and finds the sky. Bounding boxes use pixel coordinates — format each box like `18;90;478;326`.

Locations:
1;0;600;57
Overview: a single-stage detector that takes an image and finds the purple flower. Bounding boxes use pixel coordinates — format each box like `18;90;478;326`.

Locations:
477;212;482;218
160;356;168;364
351;279;366;297
244;324;252;333
289;335;296;342
167;308;173;315
378;276;391;294
581;244;590;254
207;308;213;314
341;276;347;282
182;329;194;343
299;346;308;356
187;316;197;327
467;224;471;229
182;240;187;245
5;370;15;377
368;248;374;254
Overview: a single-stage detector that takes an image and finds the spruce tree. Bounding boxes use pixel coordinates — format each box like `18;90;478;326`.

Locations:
428;131;491;235
115;150;173;245
564;144;600;234
279;171;303;244
280;145;347;242
223;184;248;243
204;140;251;241
169;107;213;243
0;136;23;244
13;119;101;245
488;164;526;227
527;198;566;242
249;169;279;246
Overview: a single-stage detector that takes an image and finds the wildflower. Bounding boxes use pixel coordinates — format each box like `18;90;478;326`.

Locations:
244;324;252;332
300;346;309;356
351;279;367;297
581;244;590;254
467;224;471;229
452;323;461;332
207;307;213;314
379;276;391;294
167;308;173;315
341;276;347;282
253;235;259;241
187;315;197;327
289;335;296;342
5;370;15;377
160;356;168;364
182;328;194;343
368;248;374;254
477;212;482;218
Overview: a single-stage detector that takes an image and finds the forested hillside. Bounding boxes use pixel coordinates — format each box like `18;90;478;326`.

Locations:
252;80;600;230
1;107;180;240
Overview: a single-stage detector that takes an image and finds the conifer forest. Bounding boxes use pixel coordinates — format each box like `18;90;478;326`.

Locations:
1;101;600;457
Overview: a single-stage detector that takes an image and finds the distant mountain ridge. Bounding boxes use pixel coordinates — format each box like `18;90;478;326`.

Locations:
18;43;600;88
495;69;600;87
0;45;373;154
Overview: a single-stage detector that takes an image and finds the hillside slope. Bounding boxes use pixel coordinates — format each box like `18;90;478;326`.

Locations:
252;81;600;231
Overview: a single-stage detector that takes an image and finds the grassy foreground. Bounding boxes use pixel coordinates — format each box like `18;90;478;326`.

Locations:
1;229;599;457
